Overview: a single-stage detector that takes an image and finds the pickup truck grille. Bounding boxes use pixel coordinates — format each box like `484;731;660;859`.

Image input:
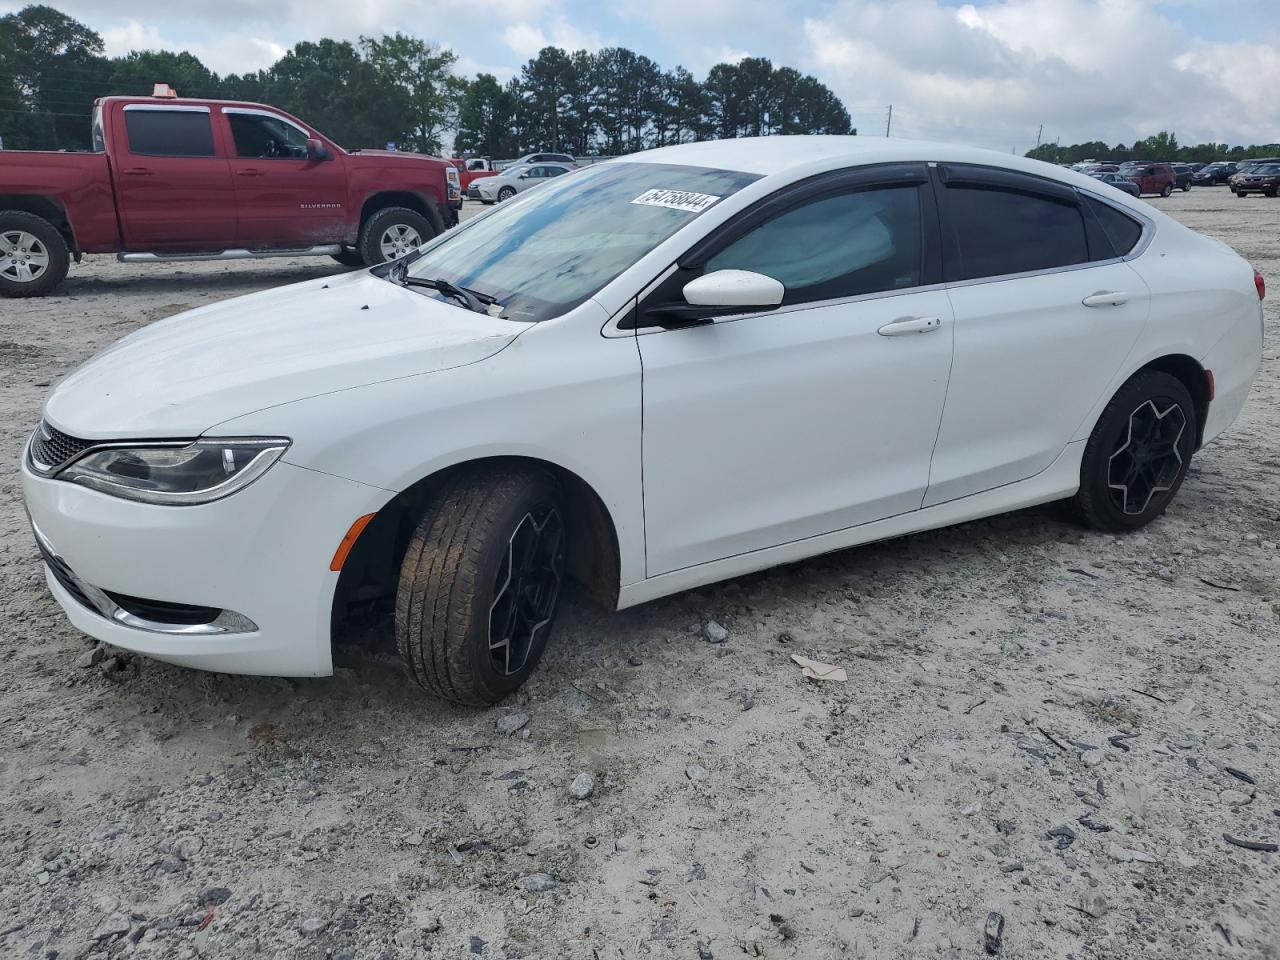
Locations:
28;420;93;474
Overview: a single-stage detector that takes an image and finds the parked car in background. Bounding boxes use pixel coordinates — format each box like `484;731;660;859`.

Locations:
1229;158;1280;193
1079;163;1119;174
471;162;574;203
449;157;499;193
21;137;1263;703
1193;162;1238;185
1170;163;1195;191
1233;163;1280;198
1118;161;1176;197
509;152;578;169
0;86;460;296
1090;171;1140;196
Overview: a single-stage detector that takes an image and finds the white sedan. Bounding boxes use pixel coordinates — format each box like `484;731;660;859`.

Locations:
471;162;574;203
22;137;1263;705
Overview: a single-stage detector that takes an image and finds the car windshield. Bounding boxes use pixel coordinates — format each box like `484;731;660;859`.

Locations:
406;161;760;322
1254;165;1280;174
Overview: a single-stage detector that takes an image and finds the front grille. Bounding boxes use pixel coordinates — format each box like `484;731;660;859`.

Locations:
29;420;92;473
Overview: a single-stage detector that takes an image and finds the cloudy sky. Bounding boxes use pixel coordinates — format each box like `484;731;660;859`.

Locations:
6;0;1279;151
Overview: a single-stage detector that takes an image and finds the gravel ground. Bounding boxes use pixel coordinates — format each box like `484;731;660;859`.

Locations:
0;191;1277;960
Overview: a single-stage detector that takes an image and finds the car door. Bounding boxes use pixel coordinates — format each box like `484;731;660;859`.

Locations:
637;165;955;576
517;165;548;193
112;104;237;251
223;108;349;249
922;165;1151;507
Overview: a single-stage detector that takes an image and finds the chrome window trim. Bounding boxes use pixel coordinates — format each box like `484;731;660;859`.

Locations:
122;104;211;114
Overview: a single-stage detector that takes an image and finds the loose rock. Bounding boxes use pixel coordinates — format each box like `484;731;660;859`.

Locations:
569;772;595;800
496;713;530;736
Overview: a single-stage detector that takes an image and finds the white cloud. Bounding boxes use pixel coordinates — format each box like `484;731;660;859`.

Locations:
803;0;1280;149
501;18;607;59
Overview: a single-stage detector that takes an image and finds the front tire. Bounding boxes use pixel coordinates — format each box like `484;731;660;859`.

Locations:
356;206;437;266
396;467;567;706
1074;371;1196;533
497;186;516;202
0;211;70;298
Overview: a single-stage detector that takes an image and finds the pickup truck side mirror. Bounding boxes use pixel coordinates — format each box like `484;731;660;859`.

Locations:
306;138;331;161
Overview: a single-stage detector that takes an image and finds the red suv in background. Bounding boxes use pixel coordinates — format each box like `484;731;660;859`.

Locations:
1117;161;1176;197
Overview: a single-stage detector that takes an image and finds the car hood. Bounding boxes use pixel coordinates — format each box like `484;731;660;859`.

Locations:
44;270;527;440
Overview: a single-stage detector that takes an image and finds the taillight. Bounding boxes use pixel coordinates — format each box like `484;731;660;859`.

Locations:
1256;270;1266;301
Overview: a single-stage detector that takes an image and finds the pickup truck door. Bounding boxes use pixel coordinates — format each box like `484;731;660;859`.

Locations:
112;104;237;251
222;108;349;249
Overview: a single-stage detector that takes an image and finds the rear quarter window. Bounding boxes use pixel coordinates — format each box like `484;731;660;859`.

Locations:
1082;195;1144;258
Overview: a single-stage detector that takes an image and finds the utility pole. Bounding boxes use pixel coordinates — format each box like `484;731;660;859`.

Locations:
1035;123;1043;150
885;104;892;138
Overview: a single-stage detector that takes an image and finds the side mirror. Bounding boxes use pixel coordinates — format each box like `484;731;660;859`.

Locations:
517;171;530;179
644;270;785;326
306;138;331;161
684;269;785;308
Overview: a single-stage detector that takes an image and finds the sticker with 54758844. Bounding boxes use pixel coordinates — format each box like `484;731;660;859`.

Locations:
630;189;721;213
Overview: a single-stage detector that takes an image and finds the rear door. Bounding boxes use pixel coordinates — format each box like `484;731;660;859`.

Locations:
223;108;349;249
923;166;1151;506
112;104;237;251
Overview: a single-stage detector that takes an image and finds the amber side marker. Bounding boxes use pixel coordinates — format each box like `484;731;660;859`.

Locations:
330;513;376;571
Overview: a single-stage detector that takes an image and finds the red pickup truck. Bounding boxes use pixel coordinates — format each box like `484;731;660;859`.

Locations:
448;157;500;193
0;90;461;297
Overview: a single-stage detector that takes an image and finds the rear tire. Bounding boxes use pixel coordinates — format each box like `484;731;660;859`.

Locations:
1074;370;1196;533
1181;182;1190;192
356;206;437;266
396;467;567;706
0;211;70;298
1160;183;1173;198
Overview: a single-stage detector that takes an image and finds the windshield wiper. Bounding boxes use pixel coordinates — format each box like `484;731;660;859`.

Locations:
386;262;497;314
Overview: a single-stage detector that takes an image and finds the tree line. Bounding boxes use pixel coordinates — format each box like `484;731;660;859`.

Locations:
1027;131;1280;165
0;4;852;157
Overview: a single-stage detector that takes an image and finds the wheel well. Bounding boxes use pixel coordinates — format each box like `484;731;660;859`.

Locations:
331;456;621;634
359;192;444;236
1137;354;1210;449
0;195;77;256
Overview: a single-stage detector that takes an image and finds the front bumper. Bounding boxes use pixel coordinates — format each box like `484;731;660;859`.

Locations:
21;457;388;677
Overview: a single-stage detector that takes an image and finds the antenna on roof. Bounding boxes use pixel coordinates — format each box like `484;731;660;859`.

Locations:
152;83;178;99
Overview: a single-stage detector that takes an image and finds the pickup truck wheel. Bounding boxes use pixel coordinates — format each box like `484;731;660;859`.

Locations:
0;212;69;298
330;249;367;267
356;207;436;266
395;466;566;706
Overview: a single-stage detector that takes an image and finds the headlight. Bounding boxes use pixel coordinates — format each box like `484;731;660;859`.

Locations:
58;438;290;505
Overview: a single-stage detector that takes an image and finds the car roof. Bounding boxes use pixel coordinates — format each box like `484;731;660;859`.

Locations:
613;135;1150;190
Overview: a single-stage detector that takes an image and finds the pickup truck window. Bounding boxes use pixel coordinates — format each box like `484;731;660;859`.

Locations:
227;111;311;160
123;107;215;158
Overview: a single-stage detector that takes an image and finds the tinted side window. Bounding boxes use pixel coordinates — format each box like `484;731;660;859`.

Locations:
1083;195;1143;258
706;185;923;305
228;113;309;159
124;110;215;157
944;186;1087;281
